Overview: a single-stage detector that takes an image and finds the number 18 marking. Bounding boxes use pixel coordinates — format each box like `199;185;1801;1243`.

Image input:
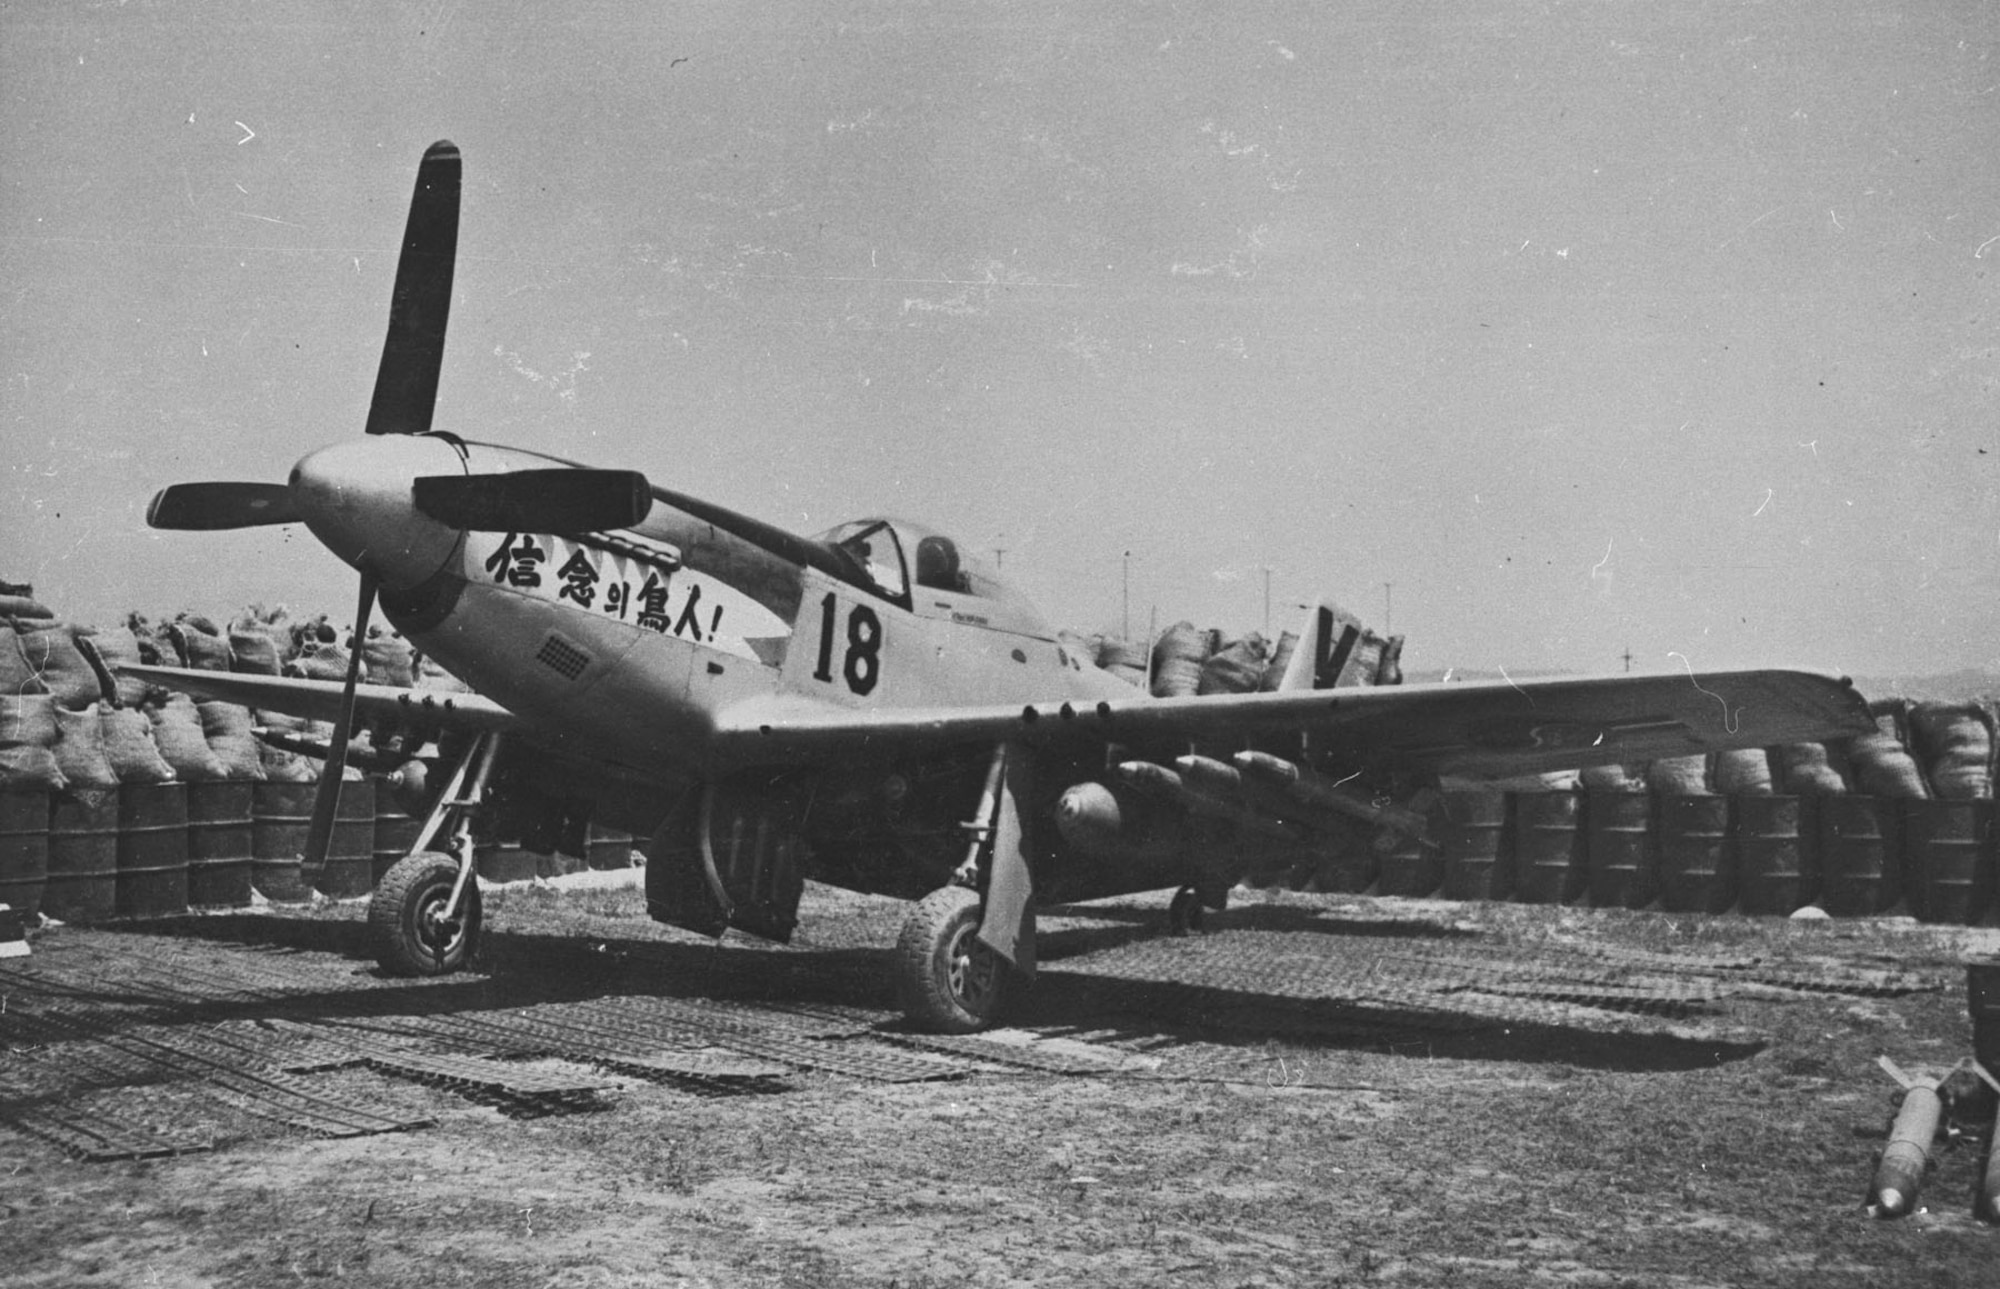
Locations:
812;592;883;696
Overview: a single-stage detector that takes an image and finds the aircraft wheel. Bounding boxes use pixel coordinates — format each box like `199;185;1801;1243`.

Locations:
370;851;483;977
895;885;1008;1034
1168;884;1205;935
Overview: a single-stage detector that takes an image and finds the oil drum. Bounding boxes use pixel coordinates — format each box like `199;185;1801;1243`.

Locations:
373;793;424;884
251;781;315;902
45;789;118;923
1438;790;1511;902
1511;792;1585;905
1903;798;1993;926
1816;795;1903;917
310;778;377;899
185;780;254;908
585;824;635;871
1735;794;1814;917
1584;790;1655;909
1656;793;1735;914
116;782;189;919
1375;823;1443;899
0;789;49;920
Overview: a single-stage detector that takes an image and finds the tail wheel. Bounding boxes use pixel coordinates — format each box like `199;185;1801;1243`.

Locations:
1168;884;1205;935
370;851;482;976
895;885;1009;1033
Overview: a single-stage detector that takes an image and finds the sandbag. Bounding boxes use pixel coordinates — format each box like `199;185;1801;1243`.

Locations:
168;620;232;672
100;705;176;785
53;702;118;789
73;624;150;707
256;710;320;783
0;693;65;792
1151;621;1205;698
286;641;351;682
1712;748;1774;796
1376;635;1405;686
0;593;55;620
1580;762;1641;792
0;626;51;697
1910;702;1993;800
198;701;267;782
362;631;415;688
147;694;228;781
1846;702;1928;799
1646;755;1710;796
303;719;365;781
1198;633;1269;696
1772;742;1849;796
413;652;473;693
228;624;282;676
8;620;101;709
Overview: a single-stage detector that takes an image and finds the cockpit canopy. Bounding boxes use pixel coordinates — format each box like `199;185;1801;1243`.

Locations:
813;517;1047;634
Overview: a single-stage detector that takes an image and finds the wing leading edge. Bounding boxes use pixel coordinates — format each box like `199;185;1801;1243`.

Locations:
713;668;1875;778
114;664;521;736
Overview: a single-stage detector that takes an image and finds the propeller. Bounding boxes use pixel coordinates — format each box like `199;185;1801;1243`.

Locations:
302;572;378;875
146;481;300;530
300;142;461;873
412;468;653;533
365;141;460;438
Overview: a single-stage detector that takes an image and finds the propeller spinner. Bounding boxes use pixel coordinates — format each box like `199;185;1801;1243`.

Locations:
141;140;653;878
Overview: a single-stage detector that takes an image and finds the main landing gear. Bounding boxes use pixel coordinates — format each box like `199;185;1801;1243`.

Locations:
369;730;502;977
895;886;1009;1034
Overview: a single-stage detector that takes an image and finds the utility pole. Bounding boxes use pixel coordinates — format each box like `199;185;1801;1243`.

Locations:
991;546;1006;571
1261;566;1272;636
1383;582;1393;636
1622;645;1633;674
1122;550;1131;640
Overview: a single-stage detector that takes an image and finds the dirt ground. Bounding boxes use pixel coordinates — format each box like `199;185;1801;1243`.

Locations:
3;879;1996;1288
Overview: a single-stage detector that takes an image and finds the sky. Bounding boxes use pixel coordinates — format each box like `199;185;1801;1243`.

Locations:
5;2;1999;680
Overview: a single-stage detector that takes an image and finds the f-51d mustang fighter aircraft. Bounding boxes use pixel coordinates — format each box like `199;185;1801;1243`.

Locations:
134;141;1874;1032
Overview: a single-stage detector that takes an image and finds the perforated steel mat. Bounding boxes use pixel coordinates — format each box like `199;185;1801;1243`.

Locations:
0;899;1941;1161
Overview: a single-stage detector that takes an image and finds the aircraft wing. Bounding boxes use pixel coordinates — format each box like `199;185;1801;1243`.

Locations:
115;664;522;735
713;668;1873;779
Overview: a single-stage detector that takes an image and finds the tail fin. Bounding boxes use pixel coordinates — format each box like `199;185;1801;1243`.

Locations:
1273;599;1404;691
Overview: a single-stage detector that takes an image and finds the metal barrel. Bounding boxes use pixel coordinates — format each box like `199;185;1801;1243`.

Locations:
1869;1085;1941;1218
44;789;118;923
585;824;634;871
1735;794;1814;917
1817;796;1903;917
0;789;49;920
251;781;315;902
1968;959;2000;1078
115;782;189;919
1375;823;1443;899
1510;792;1585;905
1438;789;1511;901
475;840;538;884
1903;799;1994;926
1584;790;1655;909
309;779;377;899
185;781;254;908
1656;794;1735;914
373;795;424;884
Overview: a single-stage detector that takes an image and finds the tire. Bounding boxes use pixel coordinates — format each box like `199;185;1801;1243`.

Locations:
895;885;1009;1034
370;851;482;977
1168;884;1204;935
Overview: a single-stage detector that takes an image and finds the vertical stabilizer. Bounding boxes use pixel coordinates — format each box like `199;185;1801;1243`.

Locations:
1274;599;1403;690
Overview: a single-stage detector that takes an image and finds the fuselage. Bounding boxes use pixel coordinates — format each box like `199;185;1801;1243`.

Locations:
295;436;1133;782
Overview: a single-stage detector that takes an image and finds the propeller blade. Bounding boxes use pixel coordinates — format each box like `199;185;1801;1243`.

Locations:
364;140;461;437
145;482;300;530
302;572;378;876
412;469;653;533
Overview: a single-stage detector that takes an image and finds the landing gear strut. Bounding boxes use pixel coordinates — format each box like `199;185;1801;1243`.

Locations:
367;730;502;976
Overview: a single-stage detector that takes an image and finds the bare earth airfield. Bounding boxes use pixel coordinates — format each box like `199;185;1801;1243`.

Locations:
4;877;1995;1288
